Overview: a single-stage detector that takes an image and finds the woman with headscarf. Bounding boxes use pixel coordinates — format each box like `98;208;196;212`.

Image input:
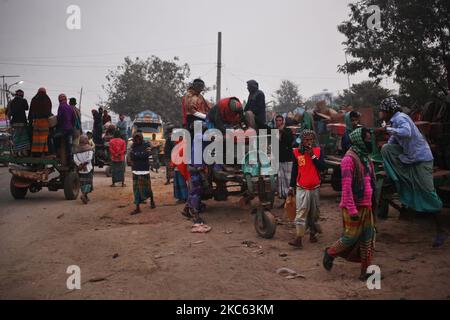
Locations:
323;127;377;281
29;88;52;155
109;130;127;187
129;133;155;215
73;135;95;204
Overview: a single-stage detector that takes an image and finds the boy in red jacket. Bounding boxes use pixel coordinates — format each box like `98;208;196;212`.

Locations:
288;130;326;248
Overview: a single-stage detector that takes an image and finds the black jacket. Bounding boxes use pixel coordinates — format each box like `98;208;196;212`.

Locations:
130;143;150;171
278;127;294;162
244;90;266;128
7;96;29;124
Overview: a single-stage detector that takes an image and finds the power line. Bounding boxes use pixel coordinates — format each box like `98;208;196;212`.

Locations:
224;66;348;80
0;43;216;60
0;61;116;69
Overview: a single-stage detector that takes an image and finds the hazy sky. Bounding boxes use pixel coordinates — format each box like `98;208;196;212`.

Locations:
0;0;397;120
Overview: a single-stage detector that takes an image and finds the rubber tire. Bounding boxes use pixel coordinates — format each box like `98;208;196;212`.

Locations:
10;177;28;199
105;166;112;177
254;209;277;239
64;171;80;200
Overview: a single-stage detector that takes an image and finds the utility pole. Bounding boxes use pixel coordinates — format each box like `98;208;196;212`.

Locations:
79;87;83;120
344;52;353;106
216;32;222;103
0;75;20;106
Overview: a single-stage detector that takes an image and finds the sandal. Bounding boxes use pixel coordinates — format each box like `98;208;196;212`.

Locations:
130;209;141;215
181;208;193;219
193;216;205;224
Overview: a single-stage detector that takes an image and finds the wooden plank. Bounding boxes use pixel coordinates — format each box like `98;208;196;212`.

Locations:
433;170;450;178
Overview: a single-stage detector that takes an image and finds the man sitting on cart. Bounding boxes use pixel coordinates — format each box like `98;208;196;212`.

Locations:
376;97;446;248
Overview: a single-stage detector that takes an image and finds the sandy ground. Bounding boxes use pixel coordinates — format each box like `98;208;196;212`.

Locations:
0;166;449;300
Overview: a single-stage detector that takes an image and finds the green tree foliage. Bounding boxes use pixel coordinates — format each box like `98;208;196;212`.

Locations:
336;80;393;111
338;0;450;106
273;80;303;113
104;56;190;124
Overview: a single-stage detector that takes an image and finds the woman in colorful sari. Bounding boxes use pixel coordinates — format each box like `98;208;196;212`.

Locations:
323;127;377;281
74;135;94;204
29;88;52;156
109;130;127;187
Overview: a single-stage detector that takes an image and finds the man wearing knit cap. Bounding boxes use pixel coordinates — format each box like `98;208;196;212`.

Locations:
288;129;326;248
244;80;266;129
376;97;446;247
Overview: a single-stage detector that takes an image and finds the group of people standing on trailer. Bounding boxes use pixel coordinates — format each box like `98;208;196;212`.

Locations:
6;88;81;161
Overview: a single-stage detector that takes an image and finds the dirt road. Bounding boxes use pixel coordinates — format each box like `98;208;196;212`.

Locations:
0;166;449;300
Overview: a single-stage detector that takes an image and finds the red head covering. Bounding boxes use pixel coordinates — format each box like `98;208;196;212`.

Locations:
38;87;46;94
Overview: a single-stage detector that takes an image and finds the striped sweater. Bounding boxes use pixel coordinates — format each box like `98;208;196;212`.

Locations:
339;154;374;216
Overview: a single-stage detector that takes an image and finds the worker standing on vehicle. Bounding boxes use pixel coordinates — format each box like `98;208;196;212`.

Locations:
69;98;82;153
244;80;266;130
57;94;75;165
182;79;211;133
207;97;244;133
7;90;30;156
29;88;52;156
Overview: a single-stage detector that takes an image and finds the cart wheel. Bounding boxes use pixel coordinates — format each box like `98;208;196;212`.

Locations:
254;208;277;239
10;177;28;199
64;171;80;200
105;166;112;177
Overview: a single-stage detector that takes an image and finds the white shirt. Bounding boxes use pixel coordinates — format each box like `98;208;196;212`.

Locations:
132;171;150;175
73;150;94;173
